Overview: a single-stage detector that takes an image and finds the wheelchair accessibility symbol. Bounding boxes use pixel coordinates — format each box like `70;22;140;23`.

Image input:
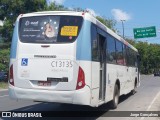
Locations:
21;58;28;66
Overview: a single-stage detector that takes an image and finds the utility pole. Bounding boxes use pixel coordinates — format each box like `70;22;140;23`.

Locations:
121;20;125;38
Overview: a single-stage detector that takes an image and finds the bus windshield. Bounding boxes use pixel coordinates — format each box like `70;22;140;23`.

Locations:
19;16;83;43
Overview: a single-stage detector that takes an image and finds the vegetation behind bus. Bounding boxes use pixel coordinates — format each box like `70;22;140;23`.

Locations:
126;39;160;74
0;0;160;74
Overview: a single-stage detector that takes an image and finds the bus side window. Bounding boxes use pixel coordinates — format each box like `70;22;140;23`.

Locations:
126;47;130;66
126;47;136;67
91;24;99;61
116;40;124;65
106;35;116;64
131;49;137;67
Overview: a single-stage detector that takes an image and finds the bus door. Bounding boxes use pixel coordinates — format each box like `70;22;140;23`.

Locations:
98;33;106;101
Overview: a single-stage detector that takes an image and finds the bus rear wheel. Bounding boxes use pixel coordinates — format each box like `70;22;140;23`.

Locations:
110;84;120;109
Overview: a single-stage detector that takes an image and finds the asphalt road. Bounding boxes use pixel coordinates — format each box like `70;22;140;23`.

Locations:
0;75;160;120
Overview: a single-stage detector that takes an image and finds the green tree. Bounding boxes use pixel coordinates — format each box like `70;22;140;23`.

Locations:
0;0;118;42
45;2;67;11
126;39;160;74
0;48;10;71
96;16;117;32
0;0;47;42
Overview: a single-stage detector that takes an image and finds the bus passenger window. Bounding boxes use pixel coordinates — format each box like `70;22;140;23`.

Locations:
106;35;116;64
123;44;127;65
116;40;124;65
126;47;136;66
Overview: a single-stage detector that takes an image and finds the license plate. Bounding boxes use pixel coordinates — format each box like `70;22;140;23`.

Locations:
47;77;68;82
38;81;51;86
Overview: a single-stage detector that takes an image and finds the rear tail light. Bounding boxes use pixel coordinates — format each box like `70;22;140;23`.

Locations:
76;66;85;90
9;64;14;86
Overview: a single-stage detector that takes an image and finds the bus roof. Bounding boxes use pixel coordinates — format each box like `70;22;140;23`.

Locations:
20;11;83;17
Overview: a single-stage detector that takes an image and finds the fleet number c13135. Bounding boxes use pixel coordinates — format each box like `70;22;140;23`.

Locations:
51;60;73;68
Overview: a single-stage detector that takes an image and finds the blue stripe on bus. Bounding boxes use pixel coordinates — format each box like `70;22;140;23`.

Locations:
10;21;18;59
76;20;91;61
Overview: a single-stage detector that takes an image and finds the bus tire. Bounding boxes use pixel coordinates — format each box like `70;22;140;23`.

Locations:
110;84;120;109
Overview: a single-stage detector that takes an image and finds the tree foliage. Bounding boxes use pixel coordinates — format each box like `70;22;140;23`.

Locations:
127;39;160;74
0;0;47;42
96;16;117;32
45;2;68;11
0;0;67;71
0;48;10;71
0;0;117;42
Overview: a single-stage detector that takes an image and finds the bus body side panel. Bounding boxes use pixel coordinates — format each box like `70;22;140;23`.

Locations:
105;64;117;102
117;65;131;95
73;61;91;105
76;20;93;106
130;66;138;90
105;64;135;102
91;61;99;106
10;20;19;59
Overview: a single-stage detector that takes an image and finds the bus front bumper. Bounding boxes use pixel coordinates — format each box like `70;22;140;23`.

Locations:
8;85;91;106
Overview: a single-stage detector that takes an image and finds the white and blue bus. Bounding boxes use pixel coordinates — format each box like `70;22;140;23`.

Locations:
9;11;140;108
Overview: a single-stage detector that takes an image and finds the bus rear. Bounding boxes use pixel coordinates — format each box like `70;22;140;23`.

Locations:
9;12;90;105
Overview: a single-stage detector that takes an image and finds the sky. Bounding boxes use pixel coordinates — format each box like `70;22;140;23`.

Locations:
47;0;160;44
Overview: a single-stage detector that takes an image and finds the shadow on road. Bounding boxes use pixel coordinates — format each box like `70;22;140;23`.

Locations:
119;92;133;104
1;92;133;120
